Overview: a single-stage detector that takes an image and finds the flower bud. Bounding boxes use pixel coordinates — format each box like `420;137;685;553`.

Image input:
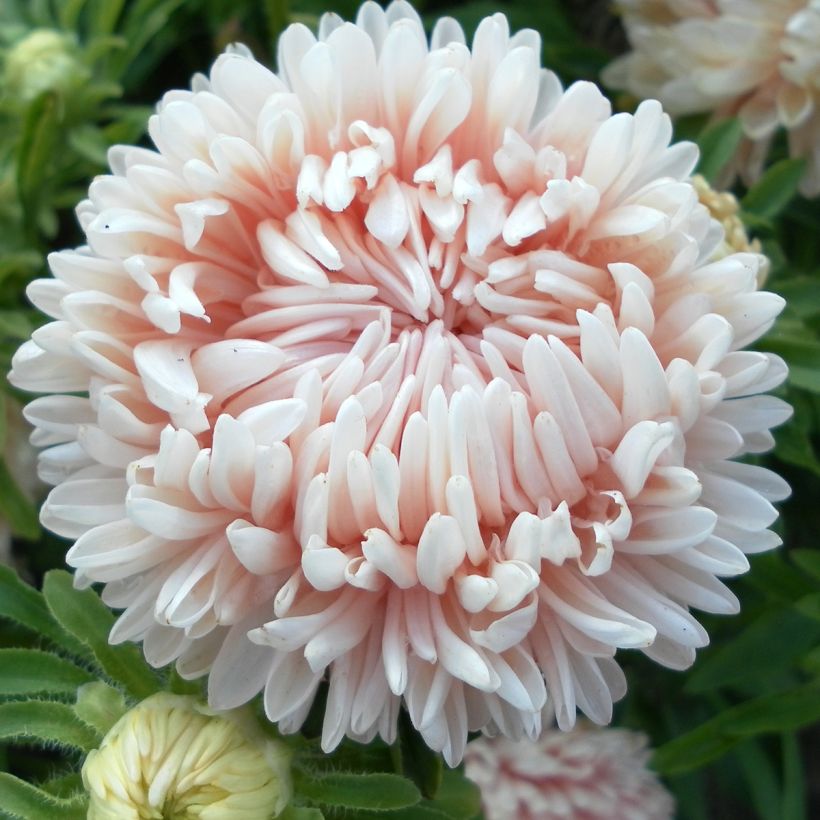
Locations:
4;29;87;102
82;693;291;819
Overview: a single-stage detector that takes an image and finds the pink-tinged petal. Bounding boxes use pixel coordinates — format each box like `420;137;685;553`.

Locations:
13;0;790;766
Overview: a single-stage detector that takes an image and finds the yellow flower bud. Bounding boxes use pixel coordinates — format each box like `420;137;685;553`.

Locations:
82;693;292;819
693;174;769;284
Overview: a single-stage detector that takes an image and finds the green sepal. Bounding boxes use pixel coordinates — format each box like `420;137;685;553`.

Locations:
42;570;160;699
74;681;128;736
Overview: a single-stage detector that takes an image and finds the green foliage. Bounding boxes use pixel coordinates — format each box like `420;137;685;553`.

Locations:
0;1;819;819
0;773;87;820
42;571;161;700
294;771;422;811
695;118;744;183
0;649;94;696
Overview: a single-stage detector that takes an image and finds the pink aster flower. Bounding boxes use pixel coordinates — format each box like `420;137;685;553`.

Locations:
603;0;820;195
10;1;790;765
464;726;674;820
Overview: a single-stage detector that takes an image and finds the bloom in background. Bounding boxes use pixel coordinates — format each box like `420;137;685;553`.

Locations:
603;0;820;196
11;0;790;764
464;725;674;820
2;29;88;105
82;693;291;819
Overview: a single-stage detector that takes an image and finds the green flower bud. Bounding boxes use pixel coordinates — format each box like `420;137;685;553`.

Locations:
4;29;87;102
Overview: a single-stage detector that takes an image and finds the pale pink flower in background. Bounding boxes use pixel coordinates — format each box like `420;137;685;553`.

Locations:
604;0;820;195
464;725;674;820
10;0;790;764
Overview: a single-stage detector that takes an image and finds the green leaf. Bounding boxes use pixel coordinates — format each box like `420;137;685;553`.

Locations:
774;278;820;320
742;158;807;219
0;700;100;752
0;773;87;820
792;551;820;582
781;733;806;820
42;570;160;699
654;684;820;775
278;808;325;820
795;593;820;621
695;118;744;183
0;458;40;540
295;772;421;811
0;566;87;656
382;807;454;820
425;768;482;820
733;738;782;820
397;710;443;800
0;648;94;696
39;772;85;800
16;92;59;238
0;310;33;339
685;609;820;693
74;681;128;736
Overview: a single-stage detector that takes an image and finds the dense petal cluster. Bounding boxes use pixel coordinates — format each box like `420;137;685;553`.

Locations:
82;693;292;819
464;725;674;820
11;1;790;764
604;0;820;195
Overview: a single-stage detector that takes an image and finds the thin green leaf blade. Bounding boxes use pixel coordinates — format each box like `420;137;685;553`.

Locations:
42;570;159;699
696;118;744;183
0;458;40;540
0;649;94;696
742;158;806;219
685;609;820;693
0;700;100;753
16;92;59;238
0;773;87;820
397;710;443;800
781;732;806;820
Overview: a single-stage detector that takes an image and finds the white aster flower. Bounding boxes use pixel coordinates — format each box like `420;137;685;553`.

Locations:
464;725;674;820
82;693;291;819
11;0;790;765
604;0;820;195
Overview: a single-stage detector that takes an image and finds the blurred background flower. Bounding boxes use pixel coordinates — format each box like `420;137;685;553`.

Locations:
603;0;820;195
464;724;675;819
